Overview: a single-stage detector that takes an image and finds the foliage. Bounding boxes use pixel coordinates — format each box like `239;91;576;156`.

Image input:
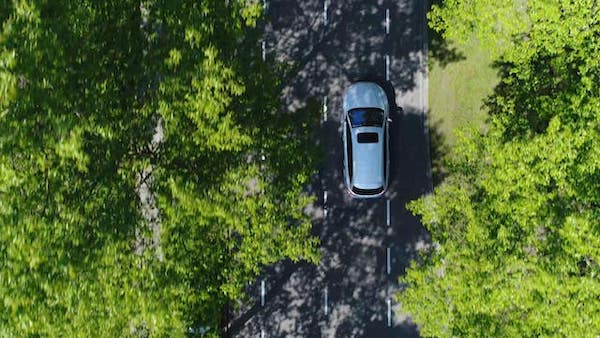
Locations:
0;0;320;336
399;0;600;336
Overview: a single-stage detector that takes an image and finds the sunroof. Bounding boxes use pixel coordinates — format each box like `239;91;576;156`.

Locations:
357;132;378;143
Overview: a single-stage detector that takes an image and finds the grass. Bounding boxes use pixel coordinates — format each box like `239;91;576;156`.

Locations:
428;37;498;147
427;36;499;185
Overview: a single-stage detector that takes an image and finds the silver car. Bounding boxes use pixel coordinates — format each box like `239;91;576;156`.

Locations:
342;82;390;198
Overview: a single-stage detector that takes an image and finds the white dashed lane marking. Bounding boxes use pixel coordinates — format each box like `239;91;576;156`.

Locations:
386;247;391;275
324;287;329;315
385;8;390;34
385;54;390;81
323;190;328;218
261;280;266;306
387;298;392;327
386;199;390;226
323;96;328;122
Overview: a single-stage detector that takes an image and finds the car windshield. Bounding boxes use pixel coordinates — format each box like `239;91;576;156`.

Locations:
348;108;384;127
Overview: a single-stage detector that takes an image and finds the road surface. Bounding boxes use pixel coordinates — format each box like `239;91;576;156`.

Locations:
231;0;431;336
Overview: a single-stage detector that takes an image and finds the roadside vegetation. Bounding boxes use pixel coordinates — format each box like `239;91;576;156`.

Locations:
428;37;497;146
428;36;498;184
0;1;319;336
399;0;600;336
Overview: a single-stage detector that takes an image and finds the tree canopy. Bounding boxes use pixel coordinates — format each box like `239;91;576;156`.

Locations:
0;1;319;336
399;0;600;336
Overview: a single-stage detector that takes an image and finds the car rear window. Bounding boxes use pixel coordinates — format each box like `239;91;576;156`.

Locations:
352;186;384;195
357;132;378;143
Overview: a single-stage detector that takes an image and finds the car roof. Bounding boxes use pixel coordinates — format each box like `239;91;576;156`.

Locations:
351;126;384;189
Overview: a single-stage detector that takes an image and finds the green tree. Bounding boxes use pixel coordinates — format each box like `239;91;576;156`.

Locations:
398;0;600;336
0;0;319;336
0;1;162;336
147;0;320;332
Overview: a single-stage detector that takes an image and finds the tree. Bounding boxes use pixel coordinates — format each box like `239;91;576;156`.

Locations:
398;0;600;336
0;0;320;336
0;1;162;336
146;0;321;332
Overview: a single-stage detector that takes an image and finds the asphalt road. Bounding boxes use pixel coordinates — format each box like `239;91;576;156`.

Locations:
230;0;431;336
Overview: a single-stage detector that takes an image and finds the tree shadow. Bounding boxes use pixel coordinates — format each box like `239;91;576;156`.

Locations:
228;102;430;337
229;0;431;336
263;0;427;116
428;117;450;187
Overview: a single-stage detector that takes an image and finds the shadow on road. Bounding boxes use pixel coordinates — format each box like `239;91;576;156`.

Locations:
229;0;431;336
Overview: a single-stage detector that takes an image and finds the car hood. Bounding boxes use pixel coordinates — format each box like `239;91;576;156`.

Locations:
343;82;388;113
352;126;384;189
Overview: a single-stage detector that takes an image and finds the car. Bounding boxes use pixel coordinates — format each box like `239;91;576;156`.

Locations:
342;81;390;198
